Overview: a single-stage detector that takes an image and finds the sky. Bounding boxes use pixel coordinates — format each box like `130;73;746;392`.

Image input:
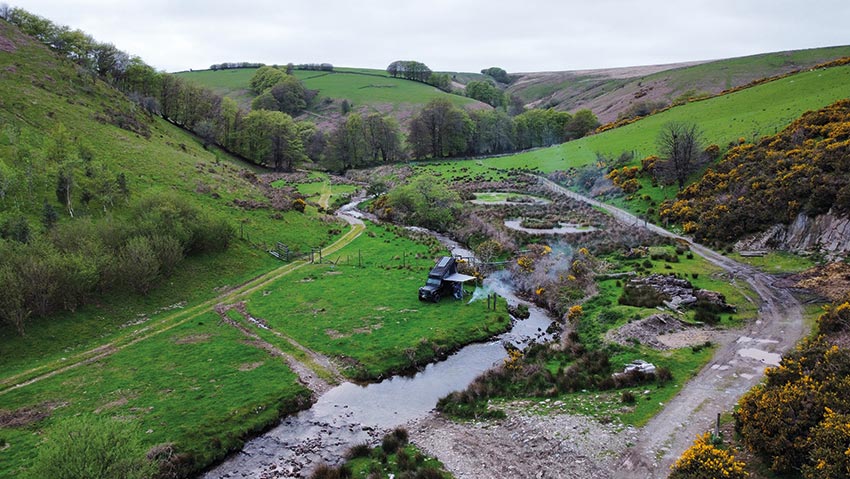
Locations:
13;0;850;73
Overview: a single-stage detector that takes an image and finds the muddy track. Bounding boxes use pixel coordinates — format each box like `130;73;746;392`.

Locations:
0;214;364;397
536;176;805;478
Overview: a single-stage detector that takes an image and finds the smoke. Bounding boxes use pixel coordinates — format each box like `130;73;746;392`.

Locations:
467;285;493;304
468;270;516;304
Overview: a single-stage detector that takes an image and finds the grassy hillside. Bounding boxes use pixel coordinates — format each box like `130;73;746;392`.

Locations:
178;67;487;130
416;62;850;222
0;20;347;477
508;45;850;122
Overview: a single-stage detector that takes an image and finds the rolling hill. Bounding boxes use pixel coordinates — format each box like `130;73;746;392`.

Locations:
178;67;489;131
506;45;850;122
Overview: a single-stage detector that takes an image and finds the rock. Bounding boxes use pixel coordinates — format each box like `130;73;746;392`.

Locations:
735;210;850;261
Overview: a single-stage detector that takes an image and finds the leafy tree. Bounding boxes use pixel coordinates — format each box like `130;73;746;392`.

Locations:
656;121;704;190
469;109;515;154
249;65;286;94
26;415;155;479
325;113;368;172
465;80;504;107
514;109;572;149
481;67;513;84
269;75;307;114
114;236;160;294
250;91;278;111
386;60;432;82
239;110;305;171
408;98;472;159
363;113;402;163
564;109;600;140
0;262;28;335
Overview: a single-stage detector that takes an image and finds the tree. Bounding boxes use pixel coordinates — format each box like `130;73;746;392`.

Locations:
269;75;307;114
470;109;515;155
465;80;504;107
385;176;462;231
26;415;155;479
239;110;305;171
656;122;704;190
249;65;286;94
325;113;368;172
408;98;472;159
363;113;402;163
564;109;599;140
481;67;513;84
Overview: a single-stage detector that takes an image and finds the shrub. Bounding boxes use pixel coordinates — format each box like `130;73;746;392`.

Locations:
621;391;636;404
669;433;748;479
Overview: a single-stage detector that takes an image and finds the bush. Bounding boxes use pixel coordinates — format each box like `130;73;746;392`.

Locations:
669;433;748;479
621;391;636;404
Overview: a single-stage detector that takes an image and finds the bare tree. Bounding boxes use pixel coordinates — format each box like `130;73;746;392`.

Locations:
656;121;704;190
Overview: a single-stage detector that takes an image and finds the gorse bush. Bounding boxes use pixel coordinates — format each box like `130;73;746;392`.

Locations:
662;99;850;242
735;297;850;476
669;433;748;479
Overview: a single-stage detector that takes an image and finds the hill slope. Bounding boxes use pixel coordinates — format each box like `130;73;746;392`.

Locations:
178;67;489;131
507;45;850;122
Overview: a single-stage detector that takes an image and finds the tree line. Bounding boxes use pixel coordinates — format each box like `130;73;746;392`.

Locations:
386;60;452;92
3;7;600;173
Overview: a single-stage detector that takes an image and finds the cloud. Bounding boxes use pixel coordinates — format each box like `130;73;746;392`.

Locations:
14;0;850;73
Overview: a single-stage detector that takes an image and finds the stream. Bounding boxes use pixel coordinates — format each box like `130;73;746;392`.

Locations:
201;204;556;478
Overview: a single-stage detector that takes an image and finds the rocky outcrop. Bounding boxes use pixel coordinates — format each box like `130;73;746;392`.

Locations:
620;274;735;313
735;211;850;260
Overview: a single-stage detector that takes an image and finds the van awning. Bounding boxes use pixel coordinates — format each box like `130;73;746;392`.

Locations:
445;273;476;283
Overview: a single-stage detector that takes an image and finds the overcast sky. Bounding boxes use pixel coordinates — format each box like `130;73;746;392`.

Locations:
13;0;850;73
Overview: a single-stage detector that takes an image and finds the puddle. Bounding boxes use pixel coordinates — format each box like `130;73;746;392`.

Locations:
504;219;597;235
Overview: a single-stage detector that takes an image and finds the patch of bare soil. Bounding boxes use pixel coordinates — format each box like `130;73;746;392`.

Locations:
94;396;129;414
409;404;635;479
0;401;67;428
238;361;265;372
606;314;708;350
783;261;850;301
173;333;212;344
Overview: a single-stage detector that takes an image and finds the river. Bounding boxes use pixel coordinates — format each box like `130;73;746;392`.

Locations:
201;207;556;478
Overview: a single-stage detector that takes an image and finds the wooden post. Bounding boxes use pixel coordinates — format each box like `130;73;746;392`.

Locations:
358;249;362;268
716;413;721;438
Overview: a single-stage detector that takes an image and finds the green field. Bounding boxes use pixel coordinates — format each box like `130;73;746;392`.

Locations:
241;223;510;379
0;311;311;478
178;68;482;111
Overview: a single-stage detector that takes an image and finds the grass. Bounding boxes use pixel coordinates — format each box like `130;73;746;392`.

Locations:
728;251;817;273
0;312;311;478
271;172;359;207
612;346;716;426
411;64;850;218
242;223;510;379
346;443;452;478
177;67;481;111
